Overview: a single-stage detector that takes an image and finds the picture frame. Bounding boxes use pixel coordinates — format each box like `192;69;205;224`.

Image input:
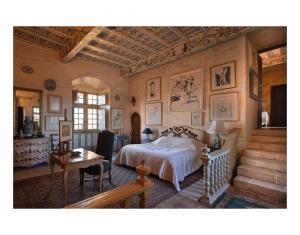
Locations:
146;102;162;125
111;108;124;129
59;120;72;142
191;112;202;126
146;77;161;102
210;92;238;121
249;68;259;101
211;61;236;91
169;68;204;111
47;94;62;114
45;116;65;131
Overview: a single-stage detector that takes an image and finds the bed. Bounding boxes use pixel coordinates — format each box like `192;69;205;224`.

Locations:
114;126;204;191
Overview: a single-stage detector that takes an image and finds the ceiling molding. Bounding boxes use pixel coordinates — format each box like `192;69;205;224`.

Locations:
62;27;103;62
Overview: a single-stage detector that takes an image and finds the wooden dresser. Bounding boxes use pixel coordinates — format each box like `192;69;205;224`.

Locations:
14;137;49;167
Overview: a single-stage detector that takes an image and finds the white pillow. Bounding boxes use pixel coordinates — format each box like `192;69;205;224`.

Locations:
153;136;195;149
191;139;205;155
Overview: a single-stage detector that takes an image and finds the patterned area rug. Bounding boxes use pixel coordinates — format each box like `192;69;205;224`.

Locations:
14;164;203;208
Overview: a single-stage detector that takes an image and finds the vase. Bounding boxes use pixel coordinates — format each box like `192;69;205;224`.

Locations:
23;116;33;138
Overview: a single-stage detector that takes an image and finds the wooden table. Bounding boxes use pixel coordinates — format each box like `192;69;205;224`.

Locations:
50;148;104;205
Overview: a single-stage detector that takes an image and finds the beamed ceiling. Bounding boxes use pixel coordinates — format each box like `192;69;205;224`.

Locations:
14;26;256;77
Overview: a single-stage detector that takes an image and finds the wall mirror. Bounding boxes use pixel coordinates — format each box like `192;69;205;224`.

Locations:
13;87;42;137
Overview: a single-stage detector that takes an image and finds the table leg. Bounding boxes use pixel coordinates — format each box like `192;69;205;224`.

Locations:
63;169;68;205
99;162;104;193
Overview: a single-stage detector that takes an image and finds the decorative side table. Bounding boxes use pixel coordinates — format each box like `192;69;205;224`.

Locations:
14;137;49;167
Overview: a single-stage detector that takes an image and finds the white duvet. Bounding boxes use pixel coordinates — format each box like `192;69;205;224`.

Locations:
114;136;203;191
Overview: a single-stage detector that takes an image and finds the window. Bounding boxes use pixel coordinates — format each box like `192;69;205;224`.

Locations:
32;106;40;127
88;108;98;129
74;107;84;130
73;92;106;131
88;94;98;105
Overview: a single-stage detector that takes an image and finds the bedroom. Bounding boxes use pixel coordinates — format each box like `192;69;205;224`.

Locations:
11;26;287;210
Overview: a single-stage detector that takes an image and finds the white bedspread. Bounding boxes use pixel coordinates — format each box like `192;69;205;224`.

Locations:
114;137;203;191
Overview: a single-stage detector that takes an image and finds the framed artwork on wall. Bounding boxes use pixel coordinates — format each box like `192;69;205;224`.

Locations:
210;92;238;121
146;102;162;125
249;68;259;101
48;94;62;114
59;120;72;142
45;116;65;131
111;108;124;129
211;61;236;91
146;77;161;102
191;112;202;126
169;68;204;111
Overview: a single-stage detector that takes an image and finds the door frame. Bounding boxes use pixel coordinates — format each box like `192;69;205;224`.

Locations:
257;42;287;128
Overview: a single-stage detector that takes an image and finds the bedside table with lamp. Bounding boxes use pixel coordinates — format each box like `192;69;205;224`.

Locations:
141;128;154;144
206;120;228;152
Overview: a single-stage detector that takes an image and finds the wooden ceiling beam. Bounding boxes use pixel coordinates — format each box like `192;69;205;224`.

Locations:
16;27;67;47
62;27;103;62
93;37;145;58
46;27;74;39
104;28;160;54
79;51;127;67
85;45;137;63
168;27;188;41
136;27;172;47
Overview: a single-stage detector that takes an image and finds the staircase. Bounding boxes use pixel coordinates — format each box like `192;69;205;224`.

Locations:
233;129;287;207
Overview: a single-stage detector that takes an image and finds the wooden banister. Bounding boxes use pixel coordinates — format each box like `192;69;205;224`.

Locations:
66;160;153;208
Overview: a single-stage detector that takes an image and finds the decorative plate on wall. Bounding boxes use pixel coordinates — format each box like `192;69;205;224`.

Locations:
44;79;57;91
21;65;33;74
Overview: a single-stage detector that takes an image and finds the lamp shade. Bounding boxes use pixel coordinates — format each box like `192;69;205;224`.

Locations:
143;128;152;134
207;120;227;134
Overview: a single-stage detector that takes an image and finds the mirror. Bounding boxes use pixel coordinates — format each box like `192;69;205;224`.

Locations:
14;87;42;138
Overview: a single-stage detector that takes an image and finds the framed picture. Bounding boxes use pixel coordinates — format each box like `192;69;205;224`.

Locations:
211;61;236;91
111;108;124;129
146;77;161;102
59;120;72;142
48;95;62;114
250;69;259;100
45;116;65;131
169;68;204;111
191;112;202;126
210;92;238;121
146;102;162;125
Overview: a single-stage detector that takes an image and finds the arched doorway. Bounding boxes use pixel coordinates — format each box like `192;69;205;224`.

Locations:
131;112;141;144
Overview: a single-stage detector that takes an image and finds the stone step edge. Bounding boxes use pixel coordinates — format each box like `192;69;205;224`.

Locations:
243;149;287;161
238;164;287;177
248;141;286;146
234;176;287;193
241;156;287;166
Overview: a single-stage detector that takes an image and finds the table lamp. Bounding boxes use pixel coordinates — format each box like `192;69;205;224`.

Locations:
207;120;227;149
142;128;152;140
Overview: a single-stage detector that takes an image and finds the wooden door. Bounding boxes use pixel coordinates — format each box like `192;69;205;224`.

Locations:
131;112;141;144
270;84;287;127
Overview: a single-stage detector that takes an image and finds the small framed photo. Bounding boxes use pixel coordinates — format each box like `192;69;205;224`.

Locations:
191;112;202;126
249;69;259;101
48;95;62;114
146;77;161;102
146;102;162;125
45;116;65;131
211;61;236;91
111;108;124;129
59;120;72;142
210;92;238;121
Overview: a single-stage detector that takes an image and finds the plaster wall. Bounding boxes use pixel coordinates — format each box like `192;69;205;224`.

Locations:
14;39;130;136
129;36;248;151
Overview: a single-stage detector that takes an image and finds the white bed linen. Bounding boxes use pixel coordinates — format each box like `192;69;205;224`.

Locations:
114;137;203;191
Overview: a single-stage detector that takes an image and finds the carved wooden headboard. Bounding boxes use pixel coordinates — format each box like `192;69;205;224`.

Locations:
160;126;200;141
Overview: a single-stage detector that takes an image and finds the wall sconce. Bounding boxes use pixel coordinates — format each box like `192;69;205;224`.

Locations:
131;96;136;106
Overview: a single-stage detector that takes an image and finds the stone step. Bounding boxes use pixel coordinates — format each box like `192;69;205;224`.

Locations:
244;149;286;162
237;165;287;186
249;135;286;144
252;129;286;137
241;156;286;173
234;176;286;203
247;141;286;152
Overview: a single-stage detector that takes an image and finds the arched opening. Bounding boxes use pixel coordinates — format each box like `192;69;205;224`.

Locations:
71;77;110;150
131;112;141;144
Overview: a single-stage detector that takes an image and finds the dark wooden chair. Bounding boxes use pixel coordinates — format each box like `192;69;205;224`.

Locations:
79;130;115;186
